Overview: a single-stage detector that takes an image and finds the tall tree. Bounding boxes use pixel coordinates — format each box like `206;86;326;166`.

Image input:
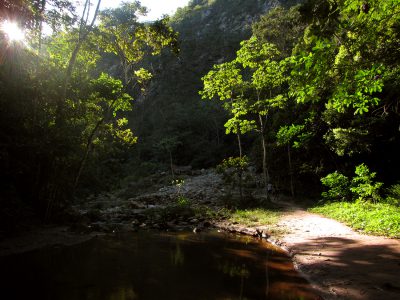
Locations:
97;3;178;86
236;36;287;191
200;61;247;157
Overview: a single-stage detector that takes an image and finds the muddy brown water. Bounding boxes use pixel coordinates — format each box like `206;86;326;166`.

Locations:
0;231;319;300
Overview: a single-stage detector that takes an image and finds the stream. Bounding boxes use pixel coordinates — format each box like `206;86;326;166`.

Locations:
0;231;318;300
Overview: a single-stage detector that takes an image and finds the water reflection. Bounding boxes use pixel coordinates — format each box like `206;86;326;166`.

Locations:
171;242;184;266
0;231;319;300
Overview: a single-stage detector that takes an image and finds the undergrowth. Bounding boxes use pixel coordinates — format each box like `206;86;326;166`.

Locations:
229;208;281;227
310;202;400;238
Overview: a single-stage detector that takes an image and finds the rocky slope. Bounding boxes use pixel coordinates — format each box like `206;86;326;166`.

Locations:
73;170;230;232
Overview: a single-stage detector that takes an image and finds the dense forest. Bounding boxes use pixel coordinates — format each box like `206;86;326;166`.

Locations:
0;0;399;235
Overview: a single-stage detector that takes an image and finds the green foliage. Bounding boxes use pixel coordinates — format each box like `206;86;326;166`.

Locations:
200;61;251;136
200;33;289;179
172;178;185;201
320;171;351;202
113;118;138;145
329;65;385;114
323;127;369;156
311;202;400;238
236;36;281;68
385;183;400;206
0;0;181;221
252;5;304;55
90;72;133;116
290;0;400;115
135;17;179;56
217;156;249;199
235;36;288;111
176;195;189;207
130;0;273;168
48;30;100;71
321;164;383;203
276;124;305;147
198;0;400;197
229;208;281;227
134;67;153;91
98;4;178;85
200;61;243;102
351;164;383;203
217;156;249;175
2;0;400;224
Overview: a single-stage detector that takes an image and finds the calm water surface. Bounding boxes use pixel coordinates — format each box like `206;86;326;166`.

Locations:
0;231;319;300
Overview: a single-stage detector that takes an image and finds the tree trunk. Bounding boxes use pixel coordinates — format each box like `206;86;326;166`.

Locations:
57;0;102;124
37;0;46;54
169;150;174;179
73;117;105;191
259;114;270;197
73;93;118;191
236;128;243;202
237;132;242;158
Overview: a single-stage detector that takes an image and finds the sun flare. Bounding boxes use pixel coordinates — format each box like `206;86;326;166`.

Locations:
1;20;25;42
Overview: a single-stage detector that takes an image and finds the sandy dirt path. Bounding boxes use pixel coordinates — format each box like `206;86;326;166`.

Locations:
272;207;400;300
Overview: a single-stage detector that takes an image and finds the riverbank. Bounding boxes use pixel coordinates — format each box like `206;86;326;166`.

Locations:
1;170;399;300
219;198;400;300
274;209;400;300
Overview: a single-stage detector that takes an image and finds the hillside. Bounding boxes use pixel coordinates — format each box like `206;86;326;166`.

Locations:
129;0;300;168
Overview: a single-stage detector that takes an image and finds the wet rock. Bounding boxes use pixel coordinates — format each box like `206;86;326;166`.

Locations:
166;222;175;228
193;227;202;233
203;221;212;227
129;200;147;209
254;229;263;239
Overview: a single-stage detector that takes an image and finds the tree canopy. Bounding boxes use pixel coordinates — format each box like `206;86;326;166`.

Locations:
0;0;399;227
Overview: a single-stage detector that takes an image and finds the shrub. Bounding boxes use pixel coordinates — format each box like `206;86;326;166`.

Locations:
216;156;249;202
321;163;383;203
385;183;400;206
216;156;249;181
320;171;351;201
172;179;188;206
176;195;189;207
350;163;383;203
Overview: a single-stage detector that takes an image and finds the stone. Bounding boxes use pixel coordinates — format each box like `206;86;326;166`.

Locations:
203;221;212;227
193;227;202;233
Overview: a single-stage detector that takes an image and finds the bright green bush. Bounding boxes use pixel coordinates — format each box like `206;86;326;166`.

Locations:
385;183;400;206
350;163;383;203
216;156;249;175
321;163;383;203
311;202;400;238
320;171;351;201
